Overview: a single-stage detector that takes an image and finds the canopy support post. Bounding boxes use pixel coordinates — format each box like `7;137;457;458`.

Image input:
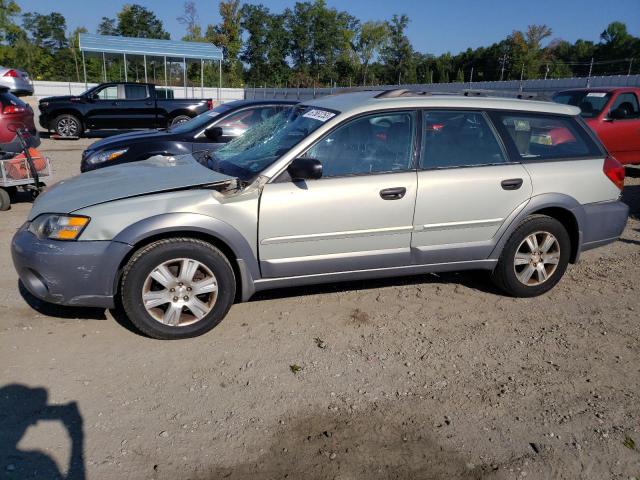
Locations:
183;57;187;97
81;50;87;89
102;52;107;82
218;59;222;102
123;53;127;81
200;59;204;98
144;54;148;83
164;56;167;88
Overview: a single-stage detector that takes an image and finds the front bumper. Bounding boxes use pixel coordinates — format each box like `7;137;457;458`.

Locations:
580;199;629;252
11;226;132;308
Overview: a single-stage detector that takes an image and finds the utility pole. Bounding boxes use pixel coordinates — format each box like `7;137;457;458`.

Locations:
499;54;508;81
544;64;549;80
469;66;474;89
628;58;634;76
587;57;594;87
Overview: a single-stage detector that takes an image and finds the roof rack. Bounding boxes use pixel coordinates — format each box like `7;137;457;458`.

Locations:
461;89;547;100
374;89;459;99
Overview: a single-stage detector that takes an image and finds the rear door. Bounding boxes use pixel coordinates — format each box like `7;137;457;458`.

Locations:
595;91;640;164
119;84;157;129
412;110;532;264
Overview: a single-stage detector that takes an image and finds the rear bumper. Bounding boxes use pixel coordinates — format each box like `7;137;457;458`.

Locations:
580;200;629;252
11;226;132;308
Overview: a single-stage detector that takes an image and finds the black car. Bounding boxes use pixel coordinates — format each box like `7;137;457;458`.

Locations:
39;82;213;138
80;100;297;172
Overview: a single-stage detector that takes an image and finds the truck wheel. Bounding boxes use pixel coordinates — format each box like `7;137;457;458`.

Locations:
53;114;83;138
120;238;236;340
0;188;11;211
491;215;570;297
169;115;191;127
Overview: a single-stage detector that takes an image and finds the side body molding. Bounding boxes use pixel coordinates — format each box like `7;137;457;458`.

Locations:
488;193;586;262
113;213;261;300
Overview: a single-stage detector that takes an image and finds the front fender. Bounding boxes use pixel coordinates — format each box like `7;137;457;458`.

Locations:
114;212;260;300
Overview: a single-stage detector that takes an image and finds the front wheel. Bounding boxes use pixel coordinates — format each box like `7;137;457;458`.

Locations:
0;188;10;211
120;238;236;339
492;215;571;297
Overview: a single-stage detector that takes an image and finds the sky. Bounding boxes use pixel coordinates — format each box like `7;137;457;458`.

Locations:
15;0;640;56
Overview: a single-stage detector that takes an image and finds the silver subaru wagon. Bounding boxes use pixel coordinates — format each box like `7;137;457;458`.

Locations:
12;90;629;339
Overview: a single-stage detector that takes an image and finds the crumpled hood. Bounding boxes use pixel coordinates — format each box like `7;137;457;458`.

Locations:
28;155;234;220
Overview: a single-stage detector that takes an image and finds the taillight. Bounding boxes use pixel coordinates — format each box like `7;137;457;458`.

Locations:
3;69;19;77
207;99;213;110
2;104;26;114
603;155;625;190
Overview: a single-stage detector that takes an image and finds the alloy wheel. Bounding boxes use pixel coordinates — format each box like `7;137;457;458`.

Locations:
142;258;218;327
513;231;561;286
57;118;78;137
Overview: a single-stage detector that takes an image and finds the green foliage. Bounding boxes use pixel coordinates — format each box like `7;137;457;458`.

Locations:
1;0;638;88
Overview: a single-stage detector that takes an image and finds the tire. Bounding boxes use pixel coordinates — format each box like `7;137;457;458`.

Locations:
169;115;192;127
120;238;236;339
53;114;83;138
491;215;571;297
0;188;10;211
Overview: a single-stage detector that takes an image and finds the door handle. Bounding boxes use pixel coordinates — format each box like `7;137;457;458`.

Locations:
145;102;153;105
111;101;119;106
501;178;523;190
379;187;406;200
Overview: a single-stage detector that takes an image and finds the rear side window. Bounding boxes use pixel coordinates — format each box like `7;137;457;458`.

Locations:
124;84;149;100
490;112;601;161
420;110;506;169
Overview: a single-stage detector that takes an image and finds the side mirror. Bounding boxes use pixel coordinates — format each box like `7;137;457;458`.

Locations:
287;157;322;181
204;126;223;141
609;107;627;120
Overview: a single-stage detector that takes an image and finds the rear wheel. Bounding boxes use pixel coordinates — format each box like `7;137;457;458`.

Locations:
53;114;83;138
120;238;236;339
492;215;570;297
169;115;192;127
0;188;10;211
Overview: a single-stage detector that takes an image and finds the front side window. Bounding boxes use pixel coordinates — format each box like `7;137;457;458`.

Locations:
124;84;149;100
95;86;118;100
608;93;640;119
305;111;415;177
492;112;601;160
420;110;506;169
216;106;284;137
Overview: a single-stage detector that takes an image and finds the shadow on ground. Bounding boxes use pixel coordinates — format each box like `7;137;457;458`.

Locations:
190;404;499;480
0;384;85;480
18;281;106;321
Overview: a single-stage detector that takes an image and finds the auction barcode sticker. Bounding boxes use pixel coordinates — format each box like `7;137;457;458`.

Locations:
302;109;336;122
586;92;607;97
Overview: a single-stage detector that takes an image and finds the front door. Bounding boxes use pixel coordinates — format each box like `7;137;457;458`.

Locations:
596;91;640;164
258;111;418;278
412;110;532;264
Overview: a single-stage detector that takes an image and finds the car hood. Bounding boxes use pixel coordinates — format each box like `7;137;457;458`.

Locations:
87;129;172;151
40;95;76;103
28;155;235;220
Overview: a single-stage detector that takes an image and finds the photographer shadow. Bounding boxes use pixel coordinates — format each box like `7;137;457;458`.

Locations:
0;384;85;480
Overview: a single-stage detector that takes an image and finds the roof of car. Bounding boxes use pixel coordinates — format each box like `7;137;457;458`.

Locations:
556;87;640;94
223;99;298;108
303;90;581;116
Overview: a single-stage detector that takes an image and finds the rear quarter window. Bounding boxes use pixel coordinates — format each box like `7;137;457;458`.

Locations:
489;111;602;161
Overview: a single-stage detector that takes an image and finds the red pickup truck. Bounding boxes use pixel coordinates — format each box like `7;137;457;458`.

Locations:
553;87;640;165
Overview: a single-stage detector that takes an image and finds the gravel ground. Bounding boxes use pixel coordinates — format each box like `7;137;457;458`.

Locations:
1;137;639;480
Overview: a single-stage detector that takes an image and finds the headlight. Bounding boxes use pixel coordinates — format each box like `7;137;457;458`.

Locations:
85;148;128;165
39;101;49;108
28;214;90;240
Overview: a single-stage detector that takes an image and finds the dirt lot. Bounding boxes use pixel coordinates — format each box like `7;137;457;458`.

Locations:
1;136;639;480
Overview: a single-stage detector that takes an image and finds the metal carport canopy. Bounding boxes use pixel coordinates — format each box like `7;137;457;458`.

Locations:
78;33;223;98
79;33;223;61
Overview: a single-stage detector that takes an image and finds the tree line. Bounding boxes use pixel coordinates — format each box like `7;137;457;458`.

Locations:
0;0;638;88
